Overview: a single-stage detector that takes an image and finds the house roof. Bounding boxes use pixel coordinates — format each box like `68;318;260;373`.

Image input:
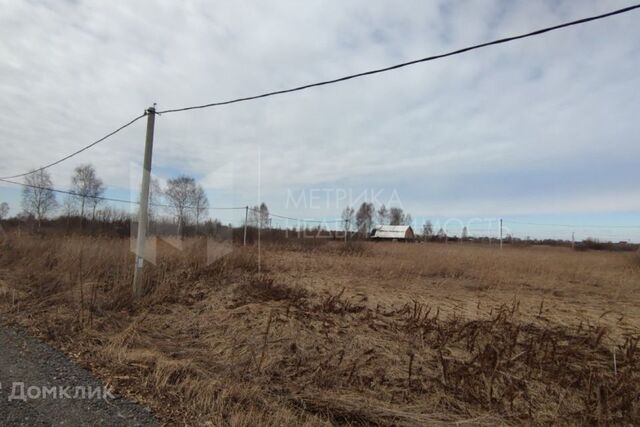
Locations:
371;225;413;239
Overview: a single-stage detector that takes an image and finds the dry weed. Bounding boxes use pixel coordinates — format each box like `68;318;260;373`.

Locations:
1;233;639;425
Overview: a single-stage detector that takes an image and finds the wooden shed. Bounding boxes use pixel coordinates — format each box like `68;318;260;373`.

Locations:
369;225;415;241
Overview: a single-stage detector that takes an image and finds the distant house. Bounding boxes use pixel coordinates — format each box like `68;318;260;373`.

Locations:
370;225;415;241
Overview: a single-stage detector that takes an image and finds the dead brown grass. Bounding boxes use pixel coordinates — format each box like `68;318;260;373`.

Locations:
1;234;639;425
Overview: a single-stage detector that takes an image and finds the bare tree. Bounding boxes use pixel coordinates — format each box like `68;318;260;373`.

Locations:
258;203;270;229
248;206;259;226
70;164;105;221
0;202;9;220
164;175;197;238
22;170;57;228
147;177;164;225
422;221;433;241
341;206;355;235
88;182;105;220
389;207;412;225
355;202;375;236
248;203;270;229
404;214;413;226
62;195;77;218
61;194;78;231
389;207;403;225
192;184;209;233
377;204;389;225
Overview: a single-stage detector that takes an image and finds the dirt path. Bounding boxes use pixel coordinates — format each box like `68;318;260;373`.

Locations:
0;325;158;426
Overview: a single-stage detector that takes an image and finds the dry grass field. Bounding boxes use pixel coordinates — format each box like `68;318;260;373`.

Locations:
1;234;639;425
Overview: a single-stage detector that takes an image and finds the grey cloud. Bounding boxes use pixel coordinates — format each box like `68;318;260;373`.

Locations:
0;0;639;223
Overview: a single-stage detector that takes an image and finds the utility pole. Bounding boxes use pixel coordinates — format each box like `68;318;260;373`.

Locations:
132;106;156;298
499;218;503;250
243;206;248;246
572;231;575;249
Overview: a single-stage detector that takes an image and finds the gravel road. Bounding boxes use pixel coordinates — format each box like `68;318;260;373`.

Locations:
0;325;159;426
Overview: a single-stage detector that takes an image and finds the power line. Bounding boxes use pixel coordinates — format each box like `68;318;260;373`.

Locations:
249;207;343;223
503;219;640;229
0;177;140;206
3;5;638;181
5;173;639;232
157;4;640;114
0;177;243;211
0;177;340;223
0;112;148;180
0;177;334;222
5;175;639;229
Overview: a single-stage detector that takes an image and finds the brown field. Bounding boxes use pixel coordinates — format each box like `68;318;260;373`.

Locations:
1;234;639;425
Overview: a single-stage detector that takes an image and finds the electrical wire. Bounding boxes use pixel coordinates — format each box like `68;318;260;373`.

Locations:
503;219;640;229
5;176;639;230
0;177;140;206
157;4;640;114
0;112;148;180
0;178;341;222
204;206;247;210
3;4;639;182
249;207;343;223
0;177;243;210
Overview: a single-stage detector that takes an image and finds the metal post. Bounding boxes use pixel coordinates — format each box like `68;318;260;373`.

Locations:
132;106;156;298
243;206;248;246
499;218;503;250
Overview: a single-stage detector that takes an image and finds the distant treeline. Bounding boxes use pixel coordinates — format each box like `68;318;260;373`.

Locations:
1;163;636;252
1;214;637;253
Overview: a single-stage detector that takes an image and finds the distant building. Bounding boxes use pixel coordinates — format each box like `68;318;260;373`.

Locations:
370;225;415;241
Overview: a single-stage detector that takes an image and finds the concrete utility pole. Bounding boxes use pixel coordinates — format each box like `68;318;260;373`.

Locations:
133;106;156;298
243;206;248;246
499;218;503;250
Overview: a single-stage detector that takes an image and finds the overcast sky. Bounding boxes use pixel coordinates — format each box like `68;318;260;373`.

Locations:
1;0;639;240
